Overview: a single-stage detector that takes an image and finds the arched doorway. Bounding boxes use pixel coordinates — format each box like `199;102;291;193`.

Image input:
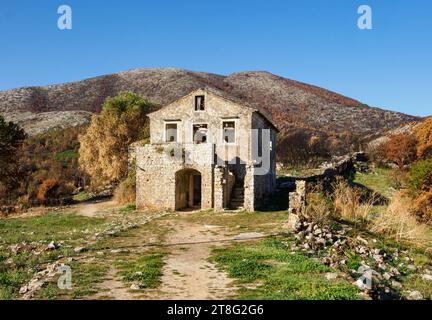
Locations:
175;169;202;210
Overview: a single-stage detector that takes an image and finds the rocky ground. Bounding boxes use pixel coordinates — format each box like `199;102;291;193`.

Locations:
290;215;432;300
2;110;92;136
1;199;430;300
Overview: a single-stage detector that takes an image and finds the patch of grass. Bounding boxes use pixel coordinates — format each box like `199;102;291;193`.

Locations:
37;282;61;300
353;167;395;198
210;237;360;300
403;274;432;300
72;191;90;202
0;269;31;300
116;251;165;288
345;251;362;271
119;204;136;214
37;258;111;299
69;260;110;299
0;212;108;299
55;150;78;161
0;212;106;245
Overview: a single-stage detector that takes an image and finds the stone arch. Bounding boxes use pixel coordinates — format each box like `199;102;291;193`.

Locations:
175;168;202;210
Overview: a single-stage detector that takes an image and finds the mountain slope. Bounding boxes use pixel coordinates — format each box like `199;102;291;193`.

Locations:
0;68;419;137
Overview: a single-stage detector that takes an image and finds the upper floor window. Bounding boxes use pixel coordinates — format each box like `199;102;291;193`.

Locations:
193;124;208;144
223;121;235;144
165;123;178;142
195;95;205;111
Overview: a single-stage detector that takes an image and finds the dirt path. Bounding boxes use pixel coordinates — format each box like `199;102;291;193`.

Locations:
76;199;118;217
92;267;143;300
72;203;258;300
146;216;237;300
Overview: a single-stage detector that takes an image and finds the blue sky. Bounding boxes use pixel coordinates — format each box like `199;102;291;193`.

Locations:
0;0;431;116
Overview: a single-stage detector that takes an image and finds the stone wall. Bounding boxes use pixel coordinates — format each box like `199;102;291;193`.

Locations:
287;155;357;228
250;112;277;209
136;143;215;210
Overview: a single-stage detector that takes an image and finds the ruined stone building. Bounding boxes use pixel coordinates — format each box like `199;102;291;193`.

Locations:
135;88;277;211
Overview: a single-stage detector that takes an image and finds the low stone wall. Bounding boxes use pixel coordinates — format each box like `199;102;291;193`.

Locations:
287;154;361;228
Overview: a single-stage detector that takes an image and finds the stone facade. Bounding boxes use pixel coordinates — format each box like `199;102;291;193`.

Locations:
136;88;277;211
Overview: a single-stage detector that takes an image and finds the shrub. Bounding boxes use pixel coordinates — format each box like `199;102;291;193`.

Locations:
332;179;372;222
304;190;333;225
277;131;331;168
0;116;26;204
16;126;87;206
37;179;60;205
113;167;136;205
412;190;432;224
79;92;158;188
414;117;432;159
408;158;432;192
371;192;431;247
382;133;418;169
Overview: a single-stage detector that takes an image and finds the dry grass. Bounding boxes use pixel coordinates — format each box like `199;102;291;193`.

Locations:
113;179;135;204
333;179;373;222
304;179;431;248
304;191;333;225
371;192;431;247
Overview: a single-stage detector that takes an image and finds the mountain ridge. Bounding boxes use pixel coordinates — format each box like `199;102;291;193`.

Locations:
0;68;419;137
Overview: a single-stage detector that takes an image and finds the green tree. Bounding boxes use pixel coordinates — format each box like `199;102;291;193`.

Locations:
408;158;432;192
78;92;158;188
0;116;26;201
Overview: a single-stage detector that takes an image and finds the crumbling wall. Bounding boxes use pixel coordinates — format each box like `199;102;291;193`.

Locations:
287;154;359;228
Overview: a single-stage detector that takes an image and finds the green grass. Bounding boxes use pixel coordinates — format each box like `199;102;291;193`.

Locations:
353;167;395;198
55;150;78;161
0;212;107;299
116;252;165;288
35;259;110;300
119;204;136;214
0;212;106;245
0;268;30;300
403;274;432;300
69;260;110;298
72;191;91;202
210;237;361;300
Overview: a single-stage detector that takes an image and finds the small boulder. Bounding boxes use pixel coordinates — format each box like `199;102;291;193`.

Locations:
46;241;60;251
74;247;87;253
407;291;423;300
19;285;28;294
421;274;432;281
325;272;338;280
130;284;140;290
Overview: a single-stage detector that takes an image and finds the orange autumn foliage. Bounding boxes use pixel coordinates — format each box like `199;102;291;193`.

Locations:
414;117;432;159
382;133;418;168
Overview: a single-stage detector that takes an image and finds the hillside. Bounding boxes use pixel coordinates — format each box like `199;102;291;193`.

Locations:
0;68;419;137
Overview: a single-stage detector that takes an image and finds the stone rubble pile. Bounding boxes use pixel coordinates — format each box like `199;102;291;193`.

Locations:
290;216;431;300
19;262;64;299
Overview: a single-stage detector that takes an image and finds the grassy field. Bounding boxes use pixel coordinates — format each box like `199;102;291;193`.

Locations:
210;237;361;300
1;200;430;300
0;207;168;300
353;167;396;198
0;212;108;299
116;252;166;288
